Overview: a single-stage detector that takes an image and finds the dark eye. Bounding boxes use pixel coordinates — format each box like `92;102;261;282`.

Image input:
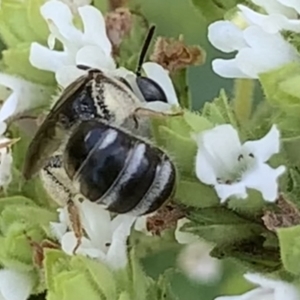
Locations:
136;76;168;103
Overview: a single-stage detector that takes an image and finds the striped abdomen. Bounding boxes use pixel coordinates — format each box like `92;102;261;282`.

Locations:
63;120;176;215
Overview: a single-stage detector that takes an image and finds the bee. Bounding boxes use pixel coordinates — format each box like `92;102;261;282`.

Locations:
22;26;178;249
23;26;175;180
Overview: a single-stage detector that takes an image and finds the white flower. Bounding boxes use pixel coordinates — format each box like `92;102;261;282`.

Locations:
178;242;222;284
194;124;285;203
0;73;49;121
0;268;33;300
29;0;179;107
175;219;221;283
208;0;300;78
30;0;114;87
50;200;136;270
215;273;300;300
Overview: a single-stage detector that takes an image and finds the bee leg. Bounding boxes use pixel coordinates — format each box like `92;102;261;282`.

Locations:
132;107;183;120
42;155;84;254
67;198;84;255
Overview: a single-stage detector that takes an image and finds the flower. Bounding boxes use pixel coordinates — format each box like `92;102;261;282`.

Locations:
30;0;114;87
215;273;300;300
50;200;136;270
29;0;179;107
193;124;285;203
0;73;49;122
178;242;222;284
175;219;221;283
0;268;33;300
208;0;300;78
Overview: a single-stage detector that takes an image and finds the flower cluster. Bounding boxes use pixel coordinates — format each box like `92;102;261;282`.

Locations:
208;0;300;78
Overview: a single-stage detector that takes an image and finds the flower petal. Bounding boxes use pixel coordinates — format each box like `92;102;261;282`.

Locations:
214;182;248;203
30;42;71;72
242;125;280;162
194;124;242;184
106;215;136;270
212;58;249;78
236;26;299;78
251;0;297;17
208;21;246;52
0;151;12;188
0;93;18;122
41;0;82;46
79;6;112;55
55;65;86;87
214;287;272;300
0;122;7;136
242;163;285;202
61;232;106;259
143;101;173;112
0;269;33;300
238;4;300;33
78;201;112;250
277;0;300;15
142;62;179;105
195;144;219;186
50;221;68;241
76;45;115;70
178;241;221;283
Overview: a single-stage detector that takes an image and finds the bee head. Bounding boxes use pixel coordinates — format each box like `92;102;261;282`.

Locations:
134;25;168;103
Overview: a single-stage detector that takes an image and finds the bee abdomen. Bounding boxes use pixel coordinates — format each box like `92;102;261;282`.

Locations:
64;120;176;215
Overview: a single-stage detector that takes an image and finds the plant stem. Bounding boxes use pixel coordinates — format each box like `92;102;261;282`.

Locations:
233;78;255;124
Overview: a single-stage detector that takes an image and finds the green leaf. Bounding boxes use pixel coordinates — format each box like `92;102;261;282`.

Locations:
158;126;196;178
176;178;219;208
202;89;237;126
0;0;39;46
71;256;117;300
3;44;56;86
44;249;71;292
191;0;240;22
183;110;213;133
0;222;45;271
118;292;131;300
211;236;281;273
129;249;150;300
154;270;178;300
260;62;300;106
1;204;57;233
171;69;191;109
55;271;102;300
186;206;264;245
0;196;36;213
277;225;300;275
27;0;49;42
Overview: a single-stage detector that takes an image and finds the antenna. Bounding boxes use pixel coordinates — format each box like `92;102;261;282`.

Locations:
135;25;156;77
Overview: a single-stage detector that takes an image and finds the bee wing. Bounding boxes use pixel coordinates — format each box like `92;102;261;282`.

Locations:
23;74;89;180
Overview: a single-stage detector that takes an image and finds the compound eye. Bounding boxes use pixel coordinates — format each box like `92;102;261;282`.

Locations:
136;76;168;103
